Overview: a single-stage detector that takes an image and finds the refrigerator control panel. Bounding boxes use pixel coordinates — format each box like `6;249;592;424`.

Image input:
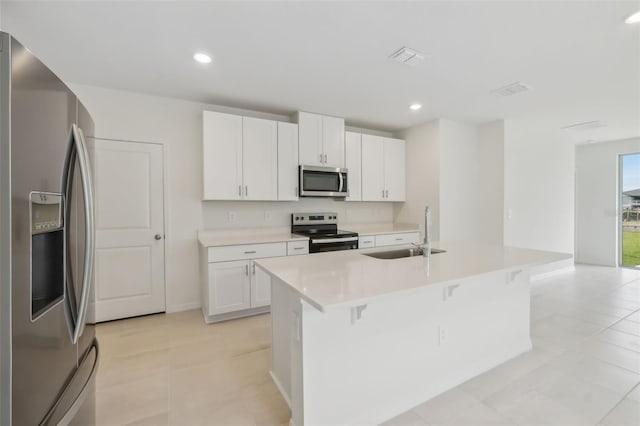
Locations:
30;192;63;234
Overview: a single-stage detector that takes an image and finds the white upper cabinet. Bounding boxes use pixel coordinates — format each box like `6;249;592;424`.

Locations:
203;111;243;200
203;111;279;201
277;122;299;201
361;135;406;202
322;115;345;168
345;131;362;201
298;112;324;166
243;117;278;201
384;137;406;201
361;135;385;201
297;112;345;168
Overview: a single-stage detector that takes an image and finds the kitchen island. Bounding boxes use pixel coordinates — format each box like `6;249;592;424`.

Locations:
255;242;571;426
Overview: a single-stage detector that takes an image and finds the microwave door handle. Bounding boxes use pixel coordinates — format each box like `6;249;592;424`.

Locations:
71;124;95;345
338;172;343;193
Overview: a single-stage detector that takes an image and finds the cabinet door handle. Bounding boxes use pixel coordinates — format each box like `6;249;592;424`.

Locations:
295;186;298;197
381;189;385;198
238;185;242;197
245;186;248;197
385;189;389;198
319;154;323;163
245;264;249;276
324;154;328;163
395;238;403;241
252;263;256;275
293;247;304;250
244;250;257;254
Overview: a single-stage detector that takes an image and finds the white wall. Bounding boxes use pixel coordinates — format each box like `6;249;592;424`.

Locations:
395;120;440;240
70;84;394;312
395;119;484;243
477;120;504;245
575;138;640;266
438;119;479;242
503;120;575;254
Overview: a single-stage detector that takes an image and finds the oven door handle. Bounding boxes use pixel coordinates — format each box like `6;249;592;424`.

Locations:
311;236;358;244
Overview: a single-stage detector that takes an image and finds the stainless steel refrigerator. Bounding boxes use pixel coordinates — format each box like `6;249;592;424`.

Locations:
0;33;99;425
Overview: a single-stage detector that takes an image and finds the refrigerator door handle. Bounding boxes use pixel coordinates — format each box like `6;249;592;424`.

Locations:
71;124;95;345
62;127;79;338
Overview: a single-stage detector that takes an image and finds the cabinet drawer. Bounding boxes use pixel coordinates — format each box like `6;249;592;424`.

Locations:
208;242;286;263
358;236;375;248
287;240;309;256
374;232;420;247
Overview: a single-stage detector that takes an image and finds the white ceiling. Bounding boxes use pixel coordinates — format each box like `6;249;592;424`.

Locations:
2;0;640;141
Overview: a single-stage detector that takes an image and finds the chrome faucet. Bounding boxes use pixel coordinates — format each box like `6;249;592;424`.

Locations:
424;206;432;257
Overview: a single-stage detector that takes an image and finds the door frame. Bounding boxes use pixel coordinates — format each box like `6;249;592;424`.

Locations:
91;137;168;314
618;152;640;268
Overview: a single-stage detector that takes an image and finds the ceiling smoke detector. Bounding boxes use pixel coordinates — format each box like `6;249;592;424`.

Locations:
491;82;532;96
561;121;607;132
389;47;425;66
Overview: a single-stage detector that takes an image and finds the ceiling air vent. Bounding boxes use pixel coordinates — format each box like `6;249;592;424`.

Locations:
389;47;425;66
561;120;607;132
491;82;532;96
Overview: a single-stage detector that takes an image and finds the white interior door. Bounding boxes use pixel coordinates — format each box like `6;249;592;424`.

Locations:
93;139;166;322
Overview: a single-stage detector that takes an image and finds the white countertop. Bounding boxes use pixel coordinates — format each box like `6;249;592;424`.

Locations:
255;241;571;312
345;222;419;236
198;228;308;247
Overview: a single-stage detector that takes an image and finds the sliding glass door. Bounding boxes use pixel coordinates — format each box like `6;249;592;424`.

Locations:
620;153;640;268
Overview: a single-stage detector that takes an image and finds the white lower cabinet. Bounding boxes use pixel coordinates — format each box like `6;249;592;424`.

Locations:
358;236;375;248
202;242;288;322
373;232;420;247
251;260;272;308
209;260;251;315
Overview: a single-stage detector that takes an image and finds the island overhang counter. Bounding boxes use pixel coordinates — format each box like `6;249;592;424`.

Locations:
255;241;571;426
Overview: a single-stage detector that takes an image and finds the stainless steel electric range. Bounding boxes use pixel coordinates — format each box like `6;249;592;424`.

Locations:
291;212;358;253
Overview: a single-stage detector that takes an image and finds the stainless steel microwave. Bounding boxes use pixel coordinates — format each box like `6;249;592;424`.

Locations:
299;165;348;198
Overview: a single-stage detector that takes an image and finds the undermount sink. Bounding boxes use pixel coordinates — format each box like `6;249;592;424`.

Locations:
363;248;446;260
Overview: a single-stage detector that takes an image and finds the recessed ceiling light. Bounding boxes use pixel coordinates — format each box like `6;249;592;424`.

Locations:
193;52;212;64
625;11;640;24
409;103;422;111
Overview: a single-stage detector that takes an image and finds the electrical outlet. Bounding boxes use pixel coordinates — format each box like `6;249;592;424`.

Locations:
264;211;272;222
228;211;237;223
438;326;447;346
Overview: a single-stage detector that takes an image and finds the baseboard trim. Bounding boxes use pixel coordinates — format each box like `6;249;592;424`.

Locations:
202;306;270;323
166;301;201;313
270;370;292;409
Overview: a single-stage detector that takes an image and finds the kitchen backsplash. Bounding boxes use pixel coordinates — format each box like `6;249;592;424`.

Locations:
202;199;394;229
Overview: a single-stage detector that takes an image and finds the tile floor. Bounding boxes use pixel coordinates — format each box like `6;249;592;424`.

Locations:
96;265;640;426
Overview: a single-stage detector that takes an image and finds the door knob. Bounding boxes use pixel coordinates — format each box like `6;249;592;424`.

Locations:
154;234;163;240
